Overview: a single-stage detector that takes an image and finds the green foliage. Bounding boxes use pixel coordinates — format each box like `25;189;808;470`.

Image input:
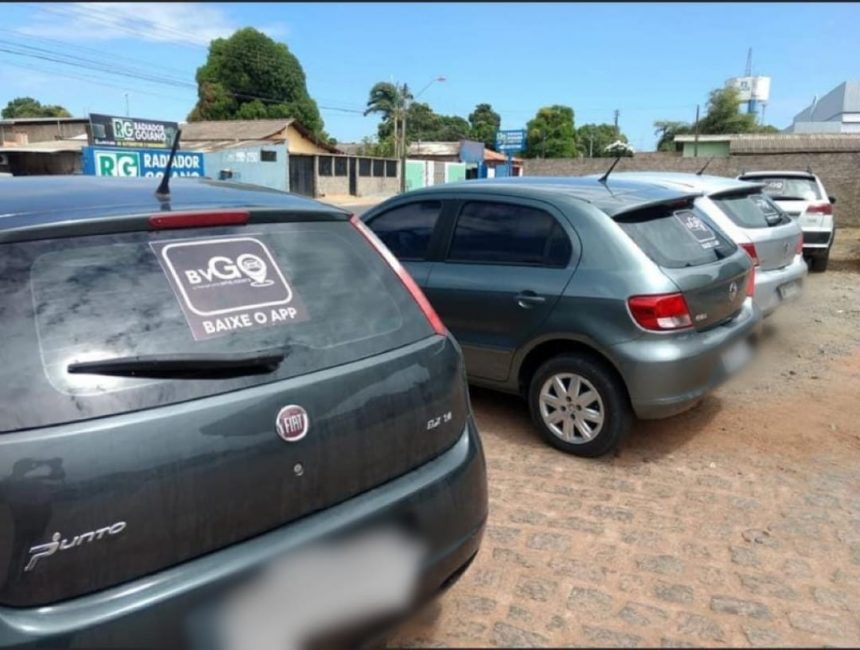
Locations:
576;123;629;157
525;105;576;158
2;96;71;118
354;135;394;157
654;86;781;150
188;27;324;136
468;103;501;150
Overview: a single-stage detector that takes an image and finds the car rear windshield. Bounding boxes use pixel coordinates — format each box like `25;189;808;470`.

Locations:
615;203;737;268
713;191;790;229
751;177;822;201
0;221;432;433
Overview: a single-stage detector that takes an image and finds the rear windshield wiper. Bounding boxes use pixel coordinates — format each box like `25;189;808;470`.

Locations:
68;349;286;379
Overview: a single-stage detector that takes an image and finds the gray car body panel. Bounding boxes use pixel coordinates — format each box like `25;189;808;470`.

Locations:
363;177;762;420
603;172;807;316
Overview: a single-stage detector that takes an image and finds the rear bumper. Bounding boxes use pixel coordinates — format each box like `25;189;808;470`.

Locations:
0;420;487;649
802;227;834;250
754;254;807;317
611;298;762;419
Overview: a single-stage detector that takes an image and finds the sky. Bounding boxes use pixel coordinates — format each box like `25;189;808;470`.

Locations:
1;2;859;151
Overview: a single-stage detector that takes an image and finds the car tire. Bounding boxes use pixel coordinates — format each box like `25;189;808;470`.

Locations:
809;249;830;273
527;354;633;458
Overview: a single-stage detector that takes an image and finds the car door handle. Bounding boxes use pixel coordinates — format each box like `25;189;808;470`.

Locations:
515;291;546;309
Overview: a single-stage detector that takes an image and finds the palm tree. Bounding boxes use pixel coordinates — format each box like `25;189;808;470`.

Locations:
364;82;412;159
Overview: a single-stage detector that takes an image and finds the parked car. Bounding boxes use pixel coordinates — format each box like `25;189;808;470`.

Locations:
362;177;761;458
737;170;836;272
605;172;806;317
0;176;487;648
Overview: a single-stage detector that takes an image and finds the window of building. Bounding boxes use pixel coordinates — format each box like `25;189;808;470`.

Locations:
385;160;398;177
359;158;371;177
334;157;348;177
318;156;333;176
261;150;277;162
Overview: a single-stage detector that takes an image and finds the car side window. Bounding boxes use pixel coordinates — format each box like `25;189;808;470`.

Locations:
447;201;571;267
367;201;442;260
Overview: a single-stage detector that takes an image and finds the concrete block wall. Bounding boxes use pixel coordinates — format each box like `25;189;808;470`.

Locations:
525;152;860;227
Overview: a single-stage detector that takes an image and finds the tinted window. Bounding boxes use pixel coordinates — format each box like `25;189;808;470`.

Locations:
751;177;822;201
714;192;790;228
0;222;433;432
448;201;570;266
368;201;442;260
617;205;737;268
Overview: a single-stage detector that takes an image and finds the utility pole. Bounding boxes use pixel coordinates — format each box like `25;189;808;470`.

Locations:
589;134;594;158
124;93;130;117
613;109;619;132
693;104;701;158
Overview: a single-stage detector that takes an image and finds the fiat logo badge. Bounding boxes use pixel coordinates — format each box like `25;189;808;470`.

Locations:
275;405;309;442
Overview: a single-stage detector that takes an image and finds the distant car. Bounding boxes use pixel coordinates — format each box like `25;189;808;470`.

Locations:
605;173;806;317
737;170;836;272
362;177;761;458
0;176;487;648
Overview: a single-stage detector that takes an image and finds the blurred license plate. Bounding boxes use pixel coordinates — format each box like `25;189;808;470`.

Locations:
779;281;800;301
722;339;752;374
212;527;424;650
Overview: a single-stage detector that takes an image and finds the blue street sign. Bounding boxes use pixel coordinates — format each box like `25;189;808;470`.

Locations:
495;129;526;154
82;146;205;178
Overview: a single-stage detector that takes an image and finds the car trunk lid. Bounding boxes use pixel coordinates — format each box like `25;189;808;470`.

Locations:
616;200;752;330
0;216;466;607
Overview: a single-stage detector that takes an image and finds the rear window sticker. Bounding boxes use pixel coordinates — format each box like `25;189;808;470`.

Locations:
151;236;308;340
674;210;719;250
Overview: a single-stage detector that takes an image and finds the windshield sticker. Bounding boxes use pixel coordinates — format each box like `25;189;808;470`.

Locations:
674;211;719;250
151;236;307;340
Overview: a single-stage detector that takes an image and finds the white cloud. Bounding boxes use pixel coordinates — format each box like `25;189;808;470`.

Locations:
17;3;273;47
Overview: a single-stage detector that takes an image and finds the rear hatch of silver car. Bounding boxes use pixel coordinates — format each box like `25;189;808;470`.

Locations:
0;214;467;607
615;199;752;329
710;189;801;271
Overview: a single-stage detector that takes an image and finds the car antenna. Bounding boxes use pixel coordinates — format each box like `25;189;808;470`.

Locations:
155;128;182;201
598;154;623;184
696;157;713;175
806;164;813;175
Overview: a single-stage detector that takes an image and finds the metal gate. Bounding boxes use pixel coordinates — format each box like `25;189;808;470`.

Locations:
289;155;316;196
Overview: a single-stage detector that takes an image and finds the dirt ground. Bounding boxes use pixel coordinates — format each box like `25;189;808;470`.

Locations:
391;229;860;648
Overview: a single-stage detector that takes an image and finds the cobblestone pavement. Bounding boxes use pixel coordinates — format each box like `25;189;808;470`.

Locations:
391;235;860;648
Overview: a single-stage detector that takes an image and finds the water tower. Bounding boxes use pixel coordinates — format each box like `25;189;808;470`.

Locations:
725;48;771;123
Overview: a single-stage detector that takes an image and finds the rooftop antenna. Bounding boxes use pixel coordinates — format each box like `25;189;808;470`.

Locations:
598;155;622;184
696;157;713;175
745;47;753;76
155;128;182;201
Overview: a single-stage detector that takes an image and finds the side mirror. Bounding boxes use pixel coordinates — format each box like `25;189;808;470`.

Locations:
828;195;837;205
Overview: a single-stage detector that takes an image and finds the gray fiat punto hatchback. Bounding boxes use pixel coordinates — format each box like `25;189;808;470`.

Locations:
363;176;762;457
0;176;487;648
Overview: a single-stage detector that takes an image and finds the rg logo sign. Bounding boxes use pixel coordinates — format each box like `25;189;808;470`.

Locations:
95;151;140;177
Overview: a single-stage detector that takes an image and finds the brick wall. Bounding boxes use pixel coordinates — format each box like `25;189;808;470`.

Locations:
525;152;860;227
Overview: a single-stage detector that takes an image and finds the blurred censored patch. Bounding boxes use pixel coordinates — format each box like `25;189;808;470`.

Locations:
211;526;425;650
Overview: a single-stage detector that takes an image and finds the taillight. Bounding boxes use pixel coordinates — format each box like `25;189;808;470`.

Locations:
746;266;755;297
628;293;693;331
740;242;760;266
806;202;832;215
349;214;447;336
795;234;804;255
149;210;249;230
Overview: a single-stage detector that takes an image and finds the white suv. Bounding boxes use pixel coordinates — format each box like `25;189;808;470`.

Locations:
737;170;835;272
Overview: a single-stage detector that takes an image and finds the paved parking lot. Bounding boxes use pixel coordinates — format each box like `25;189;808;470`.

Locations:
391;231;860;648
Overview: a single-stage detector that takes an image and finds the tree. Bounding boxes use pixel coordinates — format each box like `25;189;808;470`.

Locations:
188;27;325;136
654;120;692;151
365;81;412;160
653;86;781;150
468;103;501;150
525;105;576;158
576;123;629;158
2;96;71;118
